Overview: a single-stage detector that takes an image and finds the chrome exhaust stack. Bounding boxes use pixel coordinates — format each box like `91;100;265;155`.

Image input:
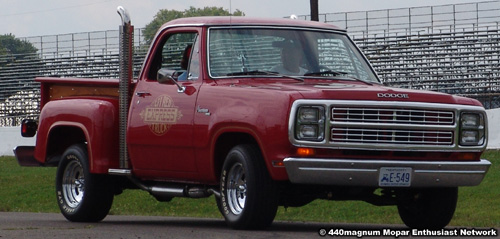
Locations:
117;6;133;169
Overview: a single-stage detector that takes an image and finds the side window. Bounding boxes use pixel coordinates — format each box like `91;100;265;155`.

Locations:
161;32;197;70
187;35;200;80
148;32;197;80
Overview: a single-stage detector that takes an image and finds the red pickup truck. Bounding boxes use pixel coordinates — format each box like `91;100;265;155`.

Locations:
15;7;490;230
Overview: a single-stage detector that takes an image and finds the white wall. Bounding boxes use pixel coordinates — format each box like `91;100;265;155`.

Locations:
0;127;36;156
486;108;500;149
1;109;499;156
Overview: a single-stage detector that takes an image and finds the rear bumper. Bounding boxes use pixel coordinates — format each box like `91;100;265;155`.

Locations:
283;158;491;187
13;146;41;166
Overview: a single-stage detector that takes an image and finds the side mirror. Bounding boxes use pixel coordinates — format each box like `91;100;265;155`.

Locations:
157;68;186;93
157;68;177;85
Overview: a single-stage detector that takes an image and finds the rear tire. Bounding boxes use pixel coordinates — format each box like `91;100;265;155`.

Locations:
56;144;114;222
397;187;458;229
219;144;278;229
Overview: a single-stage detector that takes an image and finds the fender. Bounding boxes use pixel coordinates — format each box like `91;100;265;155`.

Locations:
194;90;293;182
34;98;119;173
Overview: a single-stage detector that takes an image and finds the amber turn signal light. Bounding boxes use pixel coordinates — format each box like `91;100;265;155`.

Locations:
458;152;477;161
272;161;285;167
297;147;315;156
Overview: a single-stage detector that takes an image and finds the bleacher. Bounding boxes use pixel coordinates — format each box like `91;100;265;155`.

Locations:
355;26;500;108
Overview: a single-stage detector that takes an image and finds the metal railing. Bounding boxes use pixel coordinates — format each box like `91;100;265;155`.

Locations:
0;28;148;126
297;1;500;38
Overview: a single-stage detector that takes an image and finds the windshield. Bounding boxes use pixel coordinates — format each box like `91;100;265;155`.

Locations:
208;27;380;83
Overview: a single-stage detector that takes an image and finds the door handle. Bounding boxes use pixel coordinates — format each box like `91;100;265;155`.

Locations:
135;91;151;97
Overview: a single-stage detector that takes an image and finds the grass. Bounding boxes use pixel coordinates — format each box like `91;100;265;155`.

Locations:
1;151;499;227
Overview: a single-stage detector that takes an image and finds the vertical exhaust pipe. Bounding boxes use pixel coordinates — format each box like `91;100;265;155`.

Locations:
117;6;133;169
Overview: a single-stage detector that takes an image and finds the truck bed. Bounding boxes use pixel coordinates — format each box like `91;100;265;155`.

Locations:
37;77;121;108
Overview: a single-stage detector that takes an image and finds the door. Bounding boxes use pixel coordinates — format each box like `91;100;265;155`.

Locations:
128;29;202;180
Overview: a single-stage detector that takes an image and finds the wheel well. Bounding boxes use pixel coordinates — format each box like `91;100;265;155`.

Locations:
46;126;87;164
213;132;260;180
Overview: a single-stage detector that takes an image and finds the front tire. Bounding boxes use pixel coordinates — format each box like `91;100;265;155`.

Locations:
219;144;278;229
56;144;114;222
397;187;458;229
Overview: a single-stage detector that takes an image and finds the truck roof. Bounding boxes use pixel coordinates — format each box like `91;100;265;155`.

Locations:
160;16;345;32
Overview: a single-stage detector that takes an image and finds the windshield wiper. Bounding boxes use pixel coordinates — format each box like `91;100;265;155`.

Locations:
304;70;348;76
304;70;374;85
226;70;304;82
342;76;374;85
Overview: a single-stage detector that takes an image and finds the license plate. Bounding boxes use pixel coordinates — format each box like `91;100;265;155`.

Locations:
379;167;412;187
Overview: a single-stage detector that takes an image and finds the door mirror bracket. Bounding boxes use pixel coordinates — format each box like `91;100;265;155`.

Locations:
157;68;186;93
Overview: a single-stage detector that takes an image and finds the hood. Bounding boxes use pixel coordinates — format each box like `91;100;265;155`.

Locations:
226;78;483;107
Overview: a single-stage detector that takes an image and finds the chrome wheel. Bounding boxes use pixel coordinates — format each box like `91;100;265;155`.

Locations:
219;144;278;229
57;144;114;222
62;160;85;208
227;162;246;215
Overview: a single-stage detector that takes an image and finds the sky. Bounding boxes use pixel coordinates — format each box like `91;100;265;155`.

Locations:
0;0;492;37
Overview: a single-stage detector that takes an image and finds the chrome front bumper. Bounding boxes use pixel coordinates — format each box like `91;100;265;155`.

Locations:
283;158;491;187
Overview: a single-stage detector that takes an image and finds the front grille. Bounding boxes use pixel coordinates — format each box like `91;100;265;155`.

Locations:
331;107;454;125
330;106;455;146
331;127;454;145
290;99;487;151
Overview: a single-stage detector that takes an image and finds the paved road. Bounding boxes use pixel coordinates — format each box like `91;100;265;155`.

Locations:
0;212;389;239
0;212;496;239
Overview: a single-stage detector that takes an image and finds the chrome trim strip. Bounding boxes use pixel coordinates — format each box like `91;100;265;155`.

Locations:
414;170;486;174
285;158;492;167
298;167;377;172
108;168;132;175
330;122;455;130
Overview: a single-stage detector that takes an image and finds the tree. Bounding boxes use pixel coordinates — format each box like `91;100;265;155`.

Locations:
143;6;245;44
0;34;38;66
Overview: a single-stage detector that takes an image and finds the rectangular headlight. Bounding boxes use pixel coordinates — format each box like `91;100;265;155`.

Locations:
460;112;485;146
461;113;480;127
461;130;479;144
298;107;320;122
298;125;319;139
295;106;325;141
